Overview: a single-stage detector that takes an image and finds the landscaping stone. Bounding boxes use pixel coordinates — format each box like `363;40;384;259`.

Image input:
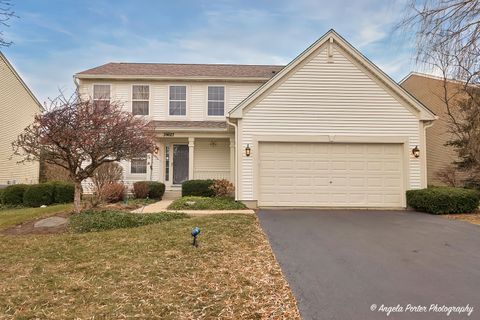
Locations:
34;216;68;228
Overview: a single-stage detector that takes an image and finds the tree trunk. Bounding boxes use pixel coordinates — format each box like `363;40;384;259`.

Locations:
74;180;83;214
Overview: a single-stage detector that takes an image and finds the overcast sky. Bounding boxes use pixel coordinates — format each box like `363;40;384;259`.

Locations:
1;0;421;105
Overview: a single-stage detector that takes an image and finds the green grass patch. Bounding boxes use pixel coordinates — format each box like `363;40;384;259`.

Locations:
168;196;247;210
0;214;299;319
0;203;72;230
69;210;188;233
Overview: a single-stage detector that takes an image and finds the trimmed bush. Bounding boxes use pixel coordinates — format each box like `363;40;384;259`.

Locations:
147;181;165;199
182;179;214;197
69;210;188;233
406;187;480;214
46;181;74;203
133;181;149;199
2;184;29;205
23;183;55;207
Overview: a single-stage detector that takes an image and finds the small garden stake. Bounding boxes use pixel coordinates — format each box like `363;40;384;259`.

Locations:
191;227;201;247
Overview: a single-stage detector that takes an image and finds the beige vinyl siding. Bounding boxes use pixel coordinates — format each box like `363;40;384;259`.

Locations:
78;80;261;121
226;84;262;112
401;74;466;185
193;139;231;180
239;44;422;201
0;55;40;185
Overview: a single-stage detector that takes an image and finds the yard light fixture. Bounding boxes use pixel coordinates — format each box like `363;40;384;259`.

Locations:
245;144;251;157
154;146;160;154
191;227;201;247
412;145;420;158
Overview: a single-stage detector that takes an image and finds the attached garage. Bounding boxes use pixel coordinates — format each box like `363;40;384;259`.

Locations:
258;142;405;207
228;30;437;208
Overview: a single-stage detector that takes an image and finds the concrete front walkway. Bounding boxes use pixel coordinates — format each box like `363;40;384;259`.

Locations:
131;190;254;215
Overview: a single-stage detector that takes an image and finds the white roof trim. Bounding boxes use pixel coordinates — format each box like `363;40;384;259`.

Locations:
229;29;436;121
0;51;43;111
74;74;271;83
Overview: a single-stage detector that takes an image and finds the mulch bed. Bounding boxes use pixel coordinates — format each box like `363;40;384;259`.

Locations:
1;212;71;236
444;213;480;225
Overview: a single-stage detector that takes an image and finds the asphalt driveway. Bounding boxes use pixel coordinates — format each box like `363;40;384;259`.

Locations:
258;210;480;320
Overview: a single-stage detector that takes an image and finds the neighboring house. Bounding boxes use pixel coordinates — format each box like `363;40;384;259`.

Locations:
75;29;436;208
0;52;42;187
401;73;466;186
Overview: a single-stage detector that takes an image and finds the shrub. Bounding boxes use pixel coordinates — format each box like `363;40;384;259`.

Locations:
147;181;165;199
2;184;29;205
406;187;480;214
0;188;4;204
209;179;235;198
69;210;188;233
168;196;246;210
46;181;74;203
133;181;150;199
23;183;55;207
100;183;126;203
182;179;214;197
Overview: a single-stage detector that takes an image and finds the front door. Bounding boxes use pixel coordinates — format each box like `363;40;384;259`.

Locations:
173;145;189;184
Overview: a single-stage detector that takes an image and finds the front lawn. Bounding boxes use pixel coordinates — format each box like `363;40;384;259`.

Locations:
168;196;247;210
0;203;73;230
0;214;299;319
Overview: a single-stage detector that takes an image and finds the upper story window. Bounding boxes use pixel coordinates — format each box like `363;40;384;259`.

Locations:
131;155;147;174
169;85;186;116
208;86;225;116
132;85;149;115
93;84;110;102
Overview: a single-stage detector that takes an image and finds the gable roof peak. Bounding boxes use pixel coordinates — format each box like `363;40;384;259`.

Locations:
229;29;436;121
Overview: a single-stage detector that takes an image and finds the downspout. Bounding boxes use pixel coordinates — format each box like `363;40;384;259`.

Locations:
226;117;239;200
73;76;80;96
422;119;436;188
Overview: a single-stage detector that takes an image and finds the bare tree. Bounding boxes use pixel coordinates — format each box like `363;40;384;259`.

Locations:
13;94;156;213
0;0;16;47
400;0;480;183
399;0;480;84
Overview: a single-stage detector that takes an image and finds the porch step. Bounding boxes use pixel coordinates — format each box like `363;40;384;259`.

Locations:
163;190;181;200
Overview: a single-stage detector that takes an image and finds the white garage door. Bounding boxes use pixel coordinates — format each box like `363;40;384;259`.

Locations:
258;142;404;207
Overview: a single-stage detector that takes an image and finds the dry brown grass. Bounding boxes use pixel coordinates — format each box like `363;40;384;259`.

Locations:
0;214;299;319
444;213;480;225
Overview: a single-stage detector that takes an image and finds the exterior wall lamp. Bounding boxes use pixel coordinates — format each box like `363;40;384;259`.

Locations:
412;145;420;158
245;144;251;157
154;146;160;154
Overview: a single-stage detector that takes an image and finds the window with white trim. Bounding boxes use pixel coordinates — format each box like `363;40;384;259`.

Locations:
93;84;110;102
169;85;186;116
131;155;147;174
208;86;225;116
132;85;149;115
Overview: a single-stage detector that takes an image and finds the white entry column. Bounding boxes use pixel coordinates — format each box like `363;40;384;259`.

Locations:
188;137;195;180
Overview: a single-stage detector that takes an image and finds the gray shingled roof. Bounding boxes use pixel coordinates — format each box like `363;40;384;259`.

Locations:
76;63;284;79
152;121;228;130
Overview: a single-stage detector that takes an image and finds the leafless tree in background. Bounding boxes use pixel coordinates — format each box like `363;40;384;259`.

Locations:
400;0;480;185
0;0;16;47
400;0;479;84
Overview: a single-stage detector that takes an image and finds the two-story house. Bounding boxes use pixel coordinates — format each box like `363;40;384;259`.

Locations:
0;52;42;187
75;30;436;208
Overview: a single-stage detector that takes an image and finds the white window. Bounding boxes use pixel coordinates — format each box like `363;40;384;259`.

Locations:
169;85;186;116
93;84;110;102
208;86;225;116
132;85;149;115
131;156;147;174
